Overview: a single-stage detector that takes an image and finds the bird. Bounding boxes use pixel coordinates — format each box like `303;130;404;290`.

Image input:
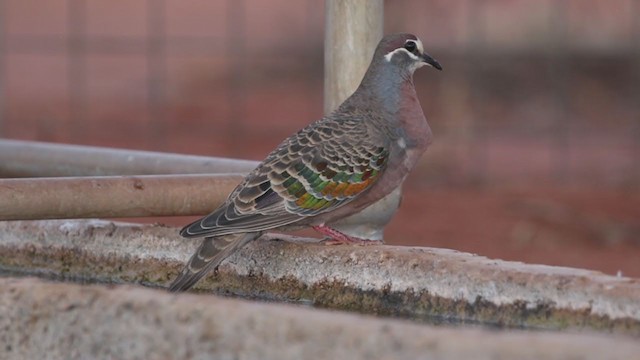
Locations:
169;33;442;292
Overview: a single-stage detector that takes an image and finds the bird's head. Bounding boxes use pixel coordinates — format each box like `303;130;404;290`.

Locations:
375;33;442;74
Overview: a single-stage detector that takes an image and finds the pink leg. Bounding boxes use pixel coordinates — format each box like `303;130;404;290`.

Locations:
312;225;383;246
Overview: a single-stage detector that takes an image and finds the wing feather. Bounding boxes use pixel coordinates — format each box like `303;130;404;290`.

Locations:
180;116;389;238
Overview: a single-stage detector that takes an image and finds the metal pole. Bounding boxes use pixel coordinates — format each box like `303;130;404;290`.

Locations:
466;0;488;185
147;0;168;150
0;0;5;137
549;1;570;184
226;0;247;155
633;0;640;184
0;140;258;177
324;0;384;113
67;0;88;143
0;174;243;220
323;0;397;241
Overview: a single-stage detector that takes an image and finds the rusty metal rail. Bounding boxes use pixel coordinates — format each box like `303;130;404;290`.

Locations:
0;140;256;220
0;140;392;230
0;174;243;220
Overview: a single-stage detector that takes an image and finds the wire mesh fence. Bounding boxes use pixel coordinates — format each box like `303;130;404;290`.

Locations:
0;0;637;188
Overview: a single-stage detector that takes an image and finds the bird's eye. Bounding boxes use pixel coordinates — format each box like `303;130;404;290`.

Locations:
404;41;417;53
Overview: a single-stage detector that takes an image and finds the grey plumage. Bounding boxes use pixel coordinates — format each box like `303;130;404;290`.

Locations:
169;233;259;292
169;33;441;292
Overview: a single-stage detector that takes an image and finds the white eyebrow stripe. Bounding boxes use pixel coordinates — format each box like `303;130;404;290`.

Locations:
384;47;420;62
415;38;424;54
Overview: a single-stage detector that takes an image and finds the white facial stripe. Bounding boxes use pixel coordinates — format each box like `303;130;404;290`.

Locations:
414;38;424;54
384;47;420;62
411;62;427;71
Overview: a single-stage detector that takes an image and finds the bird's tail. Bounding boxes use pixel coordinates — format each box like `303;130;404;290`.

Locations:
168;232;261;292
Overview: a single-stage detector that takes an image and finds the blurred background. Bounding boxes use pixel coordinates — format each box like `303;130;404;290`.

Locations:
0;0;638;276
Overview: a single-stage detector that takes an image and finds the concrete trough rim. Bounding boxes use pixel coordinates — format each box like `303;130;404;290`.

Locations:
0;219;638;336
2;277;640;360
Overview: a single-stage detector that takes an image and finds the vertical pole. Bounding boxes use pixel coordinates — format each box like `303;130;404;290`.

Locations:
0;0;5;136
226;0;247;156
549;1;569;184
67;0;88;143
324;0;398;242
633;0;640;184
466;0;487;185
324;0;383;113
147;0;167;150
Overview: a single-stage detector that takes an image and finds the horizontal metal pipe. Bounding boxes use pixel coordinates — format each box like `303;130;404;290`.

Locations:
0;174;244;220
0;139;258;177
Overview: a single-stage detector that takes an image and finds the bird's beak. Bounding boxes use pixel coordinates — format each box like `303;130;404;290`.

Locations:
421;52;442;71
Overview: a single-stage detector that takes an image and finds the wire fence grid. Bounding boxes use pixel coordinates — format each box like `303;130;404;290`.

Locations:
0;0;637;188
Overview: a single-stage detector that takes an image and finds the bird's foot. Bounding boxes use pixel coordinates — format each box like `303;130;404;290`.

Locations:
312;225;382;246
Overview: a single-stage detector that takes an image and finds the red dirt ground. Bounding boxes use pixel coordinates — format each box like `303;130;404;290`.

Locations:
385;184;640;278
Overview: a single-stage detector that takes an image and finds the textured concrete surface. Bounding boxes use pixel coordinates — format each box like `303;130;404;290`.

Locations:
1;277;640;360
0;220;639;336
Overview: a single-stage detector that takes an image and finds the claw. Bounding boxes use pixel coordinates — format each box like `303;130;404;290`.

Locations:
313;225;383;246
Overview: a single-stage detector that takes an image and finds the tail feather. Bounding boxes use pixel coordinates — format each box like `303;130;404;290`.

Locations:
169;232;261;292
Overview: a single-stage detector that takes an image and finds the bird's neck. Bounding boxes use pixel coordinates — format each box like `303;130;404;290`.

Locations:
354;64;415;114
351;65;419;124
347;66;431;149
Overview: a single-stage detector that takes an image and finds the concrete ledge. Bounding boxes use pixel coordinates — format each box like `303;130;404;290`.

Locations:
2;278;639;360
0;220;639;336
